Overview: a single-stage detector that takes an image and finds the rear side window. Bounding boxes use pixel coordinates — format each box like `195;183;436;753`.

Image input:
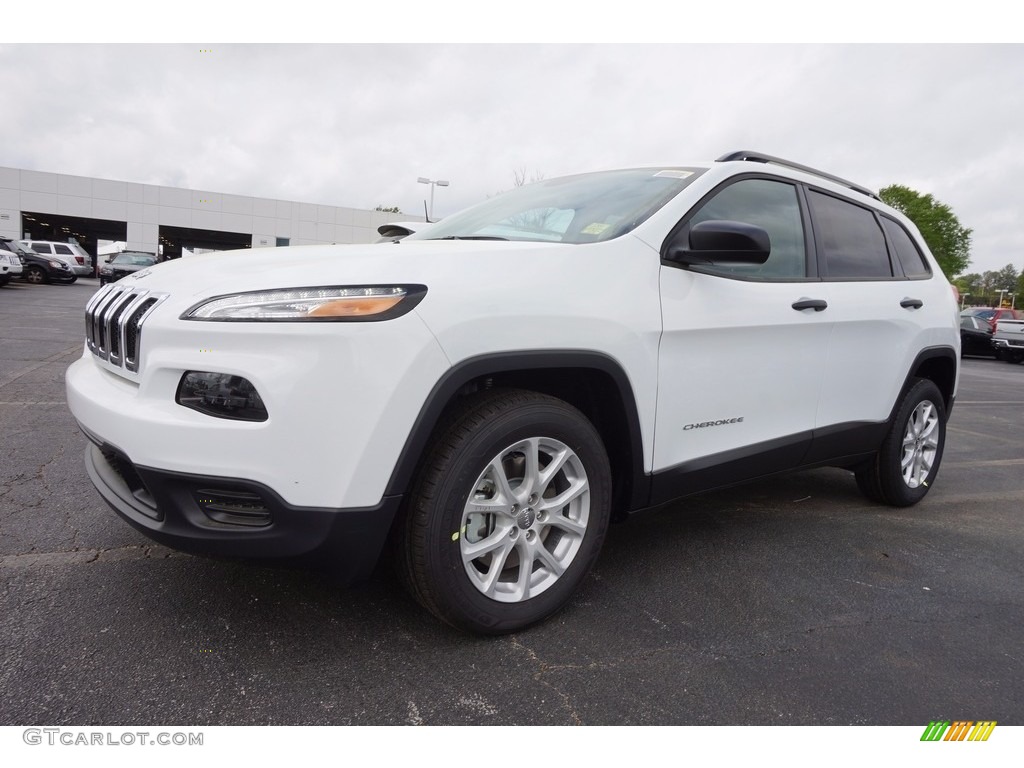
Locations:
30;243;53;255
686;178;806;279
53;244;73;255
881;217;931;278
960;315;988;331
809;191;892;279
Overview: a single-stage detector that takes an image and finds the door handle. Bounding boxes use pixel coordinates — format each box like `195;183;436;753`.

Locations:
792;298;828;312
900;298;924;309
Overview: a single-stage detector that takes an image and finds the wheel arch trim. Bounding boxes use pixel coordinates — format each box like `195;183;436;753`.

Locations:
896;345;959;418
382;350;649;508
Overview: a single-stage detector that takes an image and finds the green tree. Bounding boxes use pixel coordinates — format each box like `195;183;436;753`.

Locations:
879;185;972;278
954;272;982;294
992;263;1019;293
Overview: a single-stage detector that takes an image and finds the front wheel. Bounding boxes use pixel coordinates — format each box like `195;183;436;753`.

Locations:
855;378;946;506
24;266;47;284
397;389;611;634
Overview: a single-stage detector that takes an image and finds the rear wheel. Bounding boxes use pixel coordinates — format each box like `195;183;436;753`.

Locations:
855;378;946;507
397;389;611;634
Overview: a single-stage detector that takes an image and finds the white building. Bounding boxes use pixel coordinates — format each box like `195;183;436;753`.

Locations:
0;166;419;261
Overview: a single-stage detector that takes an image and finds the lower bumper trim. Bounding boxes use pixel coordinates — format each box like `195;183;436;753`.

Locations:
84;443;401;582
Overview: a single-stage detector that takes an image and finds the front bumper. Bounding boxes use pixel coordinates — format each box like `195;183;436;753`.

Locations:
84;440;401;580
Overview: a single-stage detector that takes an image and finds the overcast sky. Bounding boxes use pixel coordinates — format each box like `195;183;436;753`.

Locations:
2;42;1022;274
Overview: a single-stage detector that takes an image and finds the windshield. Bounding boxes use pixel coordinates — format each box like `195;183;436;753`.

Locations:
409;168;704;244
112;253;156;266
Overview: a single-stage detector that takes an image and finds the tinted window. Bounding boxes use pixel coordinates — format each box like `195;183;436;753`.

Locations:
53;244;73;255
687;179;806;279
809;191;892;279
960;316;988;331
30;243;52;254
881;217;931;278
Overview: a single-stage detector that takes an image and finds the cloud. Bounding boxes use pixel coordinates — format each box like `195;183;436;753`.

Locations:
1;43;1021;272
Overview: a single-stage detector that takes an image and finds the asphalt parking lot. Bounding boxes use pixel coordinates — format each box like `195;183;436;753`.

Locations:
1;279;1022;726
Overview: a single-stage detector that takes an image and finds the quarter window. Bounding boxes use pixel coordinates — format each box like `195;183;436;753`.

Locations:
54;244;73;255
686;179;806;279
881;217;931;278
809;191;892;279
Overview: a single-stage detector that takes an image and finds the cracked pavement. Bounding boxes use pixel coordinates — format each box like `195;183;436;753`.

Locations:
1;279;1023;725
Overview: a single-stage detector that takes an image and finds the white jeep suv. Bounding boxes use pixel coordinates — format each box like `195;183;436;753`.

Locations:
66;152;960;633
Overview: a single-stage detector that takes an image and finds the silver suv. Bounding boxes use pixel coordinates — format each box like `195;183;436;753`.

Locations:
20;240;93;277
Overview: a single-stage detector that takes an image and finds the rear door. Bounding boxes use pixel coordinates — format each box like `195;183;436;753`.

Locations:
807;191;949;430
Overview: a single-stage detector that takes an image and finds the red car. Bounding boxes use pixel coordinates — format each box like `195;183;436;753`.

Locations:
960;307;1022;331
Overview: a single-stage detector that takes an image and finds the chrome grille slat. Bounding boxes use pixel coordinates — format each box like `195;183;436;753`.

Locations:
124;298;160;372
84;285;166;374
107;292;146;365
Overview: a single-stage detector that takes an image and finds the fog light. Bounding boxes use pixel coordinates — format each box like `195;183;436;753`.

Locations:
176;371;268;422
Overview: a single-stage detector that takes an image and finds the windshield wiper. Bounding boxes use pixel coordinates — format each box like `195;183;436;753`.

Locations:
427;235;510;241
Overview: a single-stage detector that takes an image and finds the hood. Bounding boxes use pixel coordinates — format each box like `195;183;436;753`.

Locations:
121;240;570;299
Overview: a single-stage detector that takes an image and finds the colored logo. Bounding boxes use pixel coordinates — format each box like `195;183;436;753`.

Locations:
920;720;996;741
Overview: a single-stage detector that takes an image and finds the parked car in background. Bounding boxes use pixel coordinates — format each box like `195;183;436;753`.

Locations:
0;238;24;286
19;249;77;284
960;313;997;357
19;240;93;277
992;318;1024;364
99;251;157;285
960;306;1022;331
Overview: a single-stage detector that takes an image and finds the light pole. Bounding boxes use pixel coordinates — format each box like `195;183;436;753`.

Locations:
417;177;450;221
1012;294;1017;310
960;292;970;310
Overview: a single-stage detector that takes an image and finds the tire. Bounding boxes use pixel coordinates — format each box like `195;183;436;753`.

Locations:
24;266;47;284
854;378;946;507
397;389;611;634
1006;352;1023;365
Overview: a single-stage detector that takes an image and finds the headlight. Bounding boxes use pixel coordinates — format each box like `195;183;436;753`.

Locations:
182;285;427;322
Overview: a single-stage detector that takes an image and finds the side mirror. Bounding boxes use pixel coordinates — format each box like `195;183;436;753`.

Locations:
665;220;771;266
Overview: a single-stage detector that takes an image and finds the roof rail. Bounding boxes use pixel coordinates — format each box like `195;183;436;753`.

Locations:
716;151;880;201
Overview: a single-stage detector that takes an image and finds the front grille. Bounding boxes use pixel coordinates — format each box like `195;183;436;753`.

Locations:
85;285;166;373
